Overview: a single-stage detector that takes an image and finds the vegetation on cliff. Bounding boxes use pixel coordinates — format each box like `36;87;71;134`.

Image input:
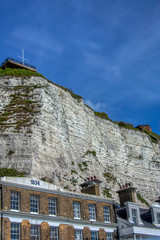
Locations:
0;68;159;142
0;168;27;177
0;83;42;132
0;68;44;78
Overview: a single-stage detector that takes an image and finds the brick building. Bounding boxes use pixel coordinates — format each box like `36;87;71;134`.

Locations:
0;177;117;240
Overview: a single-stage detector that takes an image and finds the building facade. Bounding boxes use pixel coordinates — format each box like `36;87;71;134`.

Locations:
0;177;117;240
116;184;160;239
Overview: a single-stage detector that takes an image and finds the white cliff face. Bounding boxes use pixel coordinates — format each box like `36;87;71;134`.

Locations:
0;76;160;206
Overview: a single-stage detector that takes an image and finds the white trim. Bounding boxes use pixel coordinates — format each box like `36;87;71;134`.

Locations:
119;225;160;237
3;213;116;232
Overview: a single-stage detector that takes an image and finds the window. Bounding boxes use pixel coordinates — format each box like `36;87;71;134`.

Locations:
31;225;40;240
11;191;20;211
103;206;110;222
49;198;57;216
30;195;39;213
131;209;137;223
135;236;142;240
50;227;58;240
106;232;113;240
157;213;160;224
89;204;96;221
91;231;98;240
11;223;20;240
75;229;83;240
73;202;81;219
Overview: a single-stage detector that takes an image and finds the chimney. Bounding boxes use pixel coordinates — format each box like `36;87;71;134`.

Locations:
116;183;137;207
80;176;102;196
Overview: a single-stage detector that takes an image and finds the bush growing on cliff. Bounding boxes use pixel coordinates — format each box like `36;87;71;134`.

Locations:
94;111;110;121
0;168;27;177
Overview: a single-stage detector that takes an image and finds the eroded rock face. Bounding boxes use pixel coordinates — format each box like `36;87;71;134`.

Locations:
0;76;160;206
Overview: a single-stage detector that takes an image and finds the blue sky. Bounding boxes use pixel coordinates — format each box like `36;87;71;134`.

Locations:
0;0;160;134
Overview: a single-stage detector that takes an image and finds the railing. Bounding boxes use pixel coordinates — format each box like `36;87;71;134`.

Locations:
1;57;36;70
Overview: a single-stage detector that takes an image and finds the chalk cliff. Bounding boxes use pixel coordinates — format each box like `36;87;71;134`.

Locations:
0;75;160;206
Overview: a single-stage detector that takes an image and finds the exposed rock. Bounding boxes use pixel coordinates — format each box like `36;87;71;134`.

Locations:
0;76;160;206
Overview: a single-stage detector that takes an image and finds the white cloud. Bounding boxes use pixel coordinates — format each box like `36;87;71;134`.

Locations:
85;99;106;112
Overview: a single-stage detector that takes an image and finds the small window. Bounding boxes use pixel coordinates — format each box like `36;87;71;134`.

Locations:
31;225;40;240
91;231;98;240
11;223;20;240
103;206;110;222
157;213;160;224
49;198;57;216
89;204;96;221
73;202;81;219
75;229;83;240
50;227;58;240
11;191;20;211
106;232;113;240
30;195;39;213
131;209;137;224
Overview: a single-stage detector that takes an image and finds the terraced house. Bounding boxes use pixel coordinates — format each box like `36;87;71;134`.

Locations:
0;176;117;240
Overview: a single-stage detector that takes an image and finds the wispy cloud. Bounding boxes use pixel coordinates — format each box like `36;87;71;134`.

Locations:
85;99;106;112
11;27;63;55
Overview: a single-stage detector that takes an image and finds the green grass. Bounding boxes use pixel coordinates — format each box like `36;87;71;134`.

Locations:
0;168;27;177
0;68;44;78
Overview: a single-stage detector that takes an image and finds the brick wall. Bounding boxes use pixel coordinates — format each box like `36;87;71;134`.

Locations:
0;185;117;239
1;185;115;222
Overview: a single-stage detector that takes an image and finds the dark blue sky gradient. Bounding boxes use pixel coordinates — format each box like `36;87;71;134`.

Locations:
0;0;160;134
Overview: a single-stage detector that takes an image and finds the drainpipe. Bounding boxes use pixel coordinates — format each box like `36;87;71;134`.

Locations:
0;184;3;240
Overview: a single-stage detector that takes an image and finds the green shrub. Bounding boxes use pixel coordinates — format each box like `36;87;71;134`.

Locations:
102;188;112;198
137;193;149;207
94;111;110;120
103;172;117;183
71;170;78;174
86;150;96;157
0;168;27;177
118;121;134;128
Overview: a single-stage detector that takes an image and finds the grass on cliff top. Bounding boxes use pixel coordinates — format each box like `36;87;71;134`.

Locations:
0;68;44;78
0;168;27;177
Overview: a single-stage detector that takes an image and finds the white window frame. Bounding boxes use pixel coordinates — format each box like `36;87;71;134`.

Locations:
11;223;20;240
91;231;98;240
103;206;110;222
30;194;39;213
73;201;81;219
125;202;143;225
50;226;58;240
157;213;160;224
49;198;57;216
131;208;137;224
89;204;96;221
106;232;113;240
75;229;83;240
11;191;20;211
31;225;40;240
